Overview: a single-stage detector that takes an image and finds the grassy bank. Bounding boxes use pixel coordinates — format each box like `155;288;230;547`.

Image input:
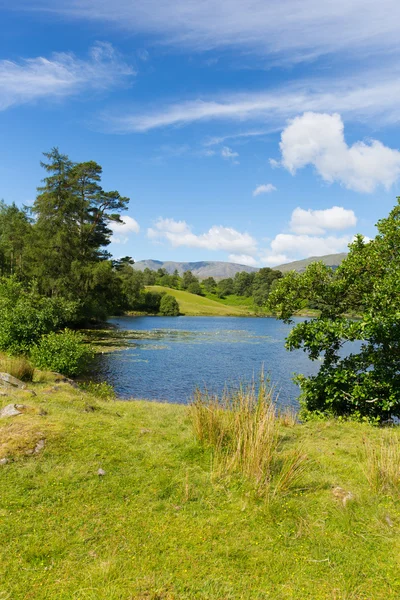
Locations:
145;285;254;316
1;376;400;599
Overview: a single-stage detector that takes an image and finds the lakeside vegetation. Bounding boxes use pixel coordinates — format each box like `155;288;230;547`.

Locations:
1;370;400;599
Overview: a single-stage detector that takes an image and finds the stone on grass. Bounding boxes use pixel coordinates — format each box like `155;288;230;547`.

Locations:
0;404;24;418
332;486;354;506
0;458;9;465
34;439;45;454
97;468;106;476
0;373;27;389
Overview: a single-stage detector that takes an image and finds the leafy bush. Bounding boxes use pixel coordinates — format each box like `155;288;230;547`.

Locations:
159;294;180;316
30;329;94;377
0;277;78;354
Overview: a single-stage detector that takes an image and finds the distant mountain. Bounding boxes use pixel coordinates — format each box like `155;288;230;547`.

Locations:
132;254;347;279
274;253;347;273
132;260;259;280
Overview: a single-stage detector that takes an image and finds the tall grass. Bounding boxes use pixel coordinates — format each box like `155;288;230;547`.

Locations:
364;431;400;493
190;375;308;495
0;355;35;382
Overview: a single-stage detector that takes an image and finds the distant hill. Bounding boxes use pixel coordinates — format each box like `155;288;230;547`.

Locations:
132;260;258;280
274;253;347;273
132;254;347;279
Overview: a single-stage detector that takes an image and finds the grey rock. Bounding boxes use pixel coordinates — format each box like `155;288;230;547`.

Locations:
53;374;80;389
97;468;106;476
0;404;23;418
0;372;27;389
34;439;45;454
0;458;9;465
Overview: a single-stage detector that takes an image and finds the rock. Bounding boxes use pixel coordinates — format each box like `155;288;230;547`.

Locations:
97;468;106;476
0;458;9;465
385;514;394;527
0;404;23;418
140;428;152;435
332;486;354;506
34;439;45;454
0;373;27;389
53;374;80;389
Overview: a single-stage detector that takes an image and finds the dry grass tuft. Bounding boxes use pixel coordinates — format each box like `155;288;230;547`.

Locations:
364;431;400;493
190;375;308;495
0;421;45;459
0;355;35;382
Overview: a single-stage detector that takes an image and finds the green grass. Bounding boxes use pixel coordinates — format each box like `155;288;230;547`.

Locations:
146;286;254;316
1;377;400;599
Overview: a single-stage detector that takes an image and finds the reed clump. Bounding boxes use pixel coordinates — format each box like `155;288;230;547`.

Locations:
364;431;400;493
0;355;35;382
190;376;308;495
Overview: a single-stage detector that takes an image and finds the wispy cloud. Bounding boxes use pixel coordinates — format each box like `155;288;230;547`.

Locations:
221;146;239;164
33;0;400;65
0;42;134;111
253;184;276;196
101;68;400;133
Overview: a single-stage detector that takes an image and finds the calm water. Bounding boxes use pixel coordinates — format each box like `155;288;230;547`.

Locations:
92;316;321;407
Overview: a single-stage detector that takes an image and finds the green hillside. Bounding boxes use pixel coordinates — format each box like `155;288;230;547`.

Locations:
145;286;254;316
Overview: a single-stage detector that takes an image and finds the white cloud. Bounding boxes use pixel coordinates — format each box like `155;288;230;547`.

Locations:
262;233;352;266
0;42;134;111
279;112;400;192
253;184;276;196
221;146;239;163
36;0;400;65
228;254;259;267
289;206;357;235
110;215;140;243
261;203;360;265
148;218;257;255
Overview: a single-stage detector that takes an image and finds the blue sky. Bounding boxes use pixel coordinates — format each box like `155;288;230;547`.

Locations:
1;1;400;267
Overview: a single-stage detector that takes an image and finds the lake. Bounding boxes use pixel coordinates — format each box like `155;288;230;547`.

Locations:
92;316;321;407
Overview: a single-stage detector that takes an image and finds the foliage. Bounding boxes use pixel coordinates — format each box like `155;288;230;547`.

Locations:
181;270;198;290
159;294;180;316
0;278;78;355
187;281;202;295
30;329;94;376
268;199;400;421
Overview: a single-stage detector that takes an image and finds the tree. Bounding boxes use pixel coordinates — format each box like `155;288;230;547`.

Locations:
252;268;282;306
0;202;31;276
159;294;180;316
187;281;203;296
203;277;217;294
142;268;157;285
233;271;254;296
182;270;198;289
268;199;400;421
29;148;129;319
216;278;234;298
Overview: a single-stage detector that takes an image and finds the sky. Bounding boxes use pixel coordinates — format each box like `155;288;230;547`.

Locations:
1;1;400;267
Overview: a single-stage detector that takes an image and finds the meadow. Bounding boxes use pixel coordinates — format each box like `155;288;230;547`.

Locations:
1;371;399;599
